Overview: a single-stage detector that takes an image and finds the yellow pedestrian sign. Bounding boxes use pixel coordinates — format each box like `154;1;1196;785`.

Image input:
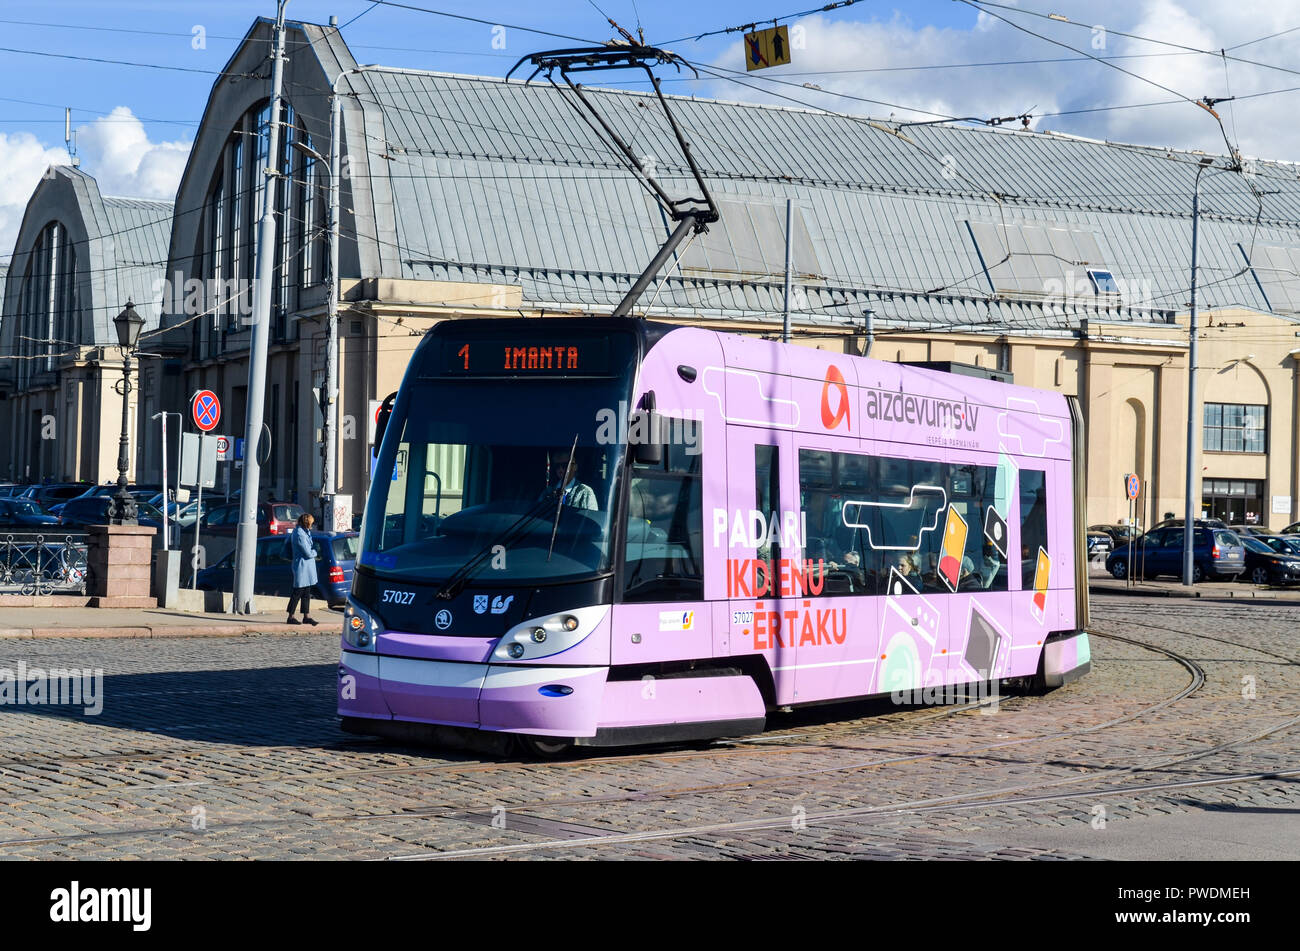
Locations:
744;25;791;71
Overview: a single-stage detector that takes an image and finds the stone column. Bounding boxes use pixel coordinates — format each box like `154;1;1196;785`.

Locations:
86;524;158;608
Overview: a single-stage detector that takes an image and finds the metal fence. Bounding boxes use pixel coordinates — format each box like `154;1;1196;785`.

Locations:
0;532;90;595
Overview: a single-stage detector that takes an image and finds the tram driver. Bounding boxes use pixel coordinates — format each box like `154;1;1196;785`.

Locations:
545;451;598;510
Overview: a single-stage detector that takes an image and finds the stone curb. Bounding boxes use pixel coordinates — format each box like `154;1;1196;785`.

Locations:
1090;583;1289;601
0;624;330;639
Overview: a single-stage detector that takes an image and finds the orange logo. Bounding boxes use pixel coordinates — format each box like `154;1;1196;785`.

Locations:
820;365;851;430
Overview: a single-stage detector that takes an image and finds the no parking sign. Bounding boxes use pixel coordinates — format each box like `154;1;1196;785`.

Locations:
1125;473;1140;500
192;390;221;432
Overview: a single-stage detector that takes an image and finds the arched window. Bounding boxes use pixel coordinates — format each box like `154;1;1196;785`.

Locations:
15;221;78;389
192;99;323;356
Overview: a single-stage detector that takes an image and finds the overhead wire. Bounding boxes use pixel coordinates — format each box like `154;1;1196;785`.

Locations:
652;0;867;46
10;11;1300;350
368;0;602;45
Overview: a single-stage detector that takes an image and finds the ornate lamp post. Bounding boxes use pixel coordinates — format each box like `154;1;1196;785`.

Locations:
109;301;145;524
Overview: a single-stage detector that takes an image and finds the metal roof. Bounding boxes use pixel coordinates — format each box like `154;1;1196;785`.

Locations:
340;65;1300;333
99;195;174;340
0;167;173;355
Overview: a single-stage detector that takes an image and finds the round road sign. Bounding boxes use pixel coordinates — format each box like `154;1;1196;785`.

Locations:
1125;473;1140;500
215;435;231;456
192;390;221;432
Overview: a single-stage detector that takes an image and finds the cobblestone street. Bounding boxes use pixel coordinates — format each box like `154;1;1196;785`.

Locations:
0;593;1295;860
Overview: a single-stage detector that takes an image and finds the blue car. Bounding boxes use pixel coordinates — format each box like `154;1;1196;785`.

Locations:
1106;524;1246;583
196;531;358;608
0;498;61;529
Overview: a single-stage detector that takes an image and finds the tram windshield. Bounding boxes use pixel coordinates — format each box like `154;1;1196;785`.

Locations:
360;336;637;586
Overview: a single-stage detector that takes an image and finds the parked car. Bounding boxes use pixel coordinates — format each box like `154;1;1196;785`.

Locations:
1086;531;1112;557
1227;524;1272;538
58;496;172;546
1150;517;1228;531
168;498;212;530
51;484;163;516
201;501;305;538
0;498;62;529
18;483;93;511
1106;526;1246;582
1262;534;1300;556
195;531;358;608
1280;522;1300;535
1089;523;1135;548
1238;535;1300;585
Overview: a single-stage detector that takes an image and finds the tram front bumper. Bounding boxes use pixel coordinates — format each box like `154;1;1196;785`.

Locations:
338;650;609;737
1043;630;1092;687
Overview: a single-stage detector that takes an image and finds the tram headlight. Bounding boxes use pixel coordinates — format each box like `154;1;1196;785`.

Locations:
493;606;609;662
343;597;381;651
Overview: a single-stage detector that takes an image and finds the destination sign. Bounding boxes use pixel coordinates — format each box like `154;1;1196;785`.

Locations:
442;336;612;376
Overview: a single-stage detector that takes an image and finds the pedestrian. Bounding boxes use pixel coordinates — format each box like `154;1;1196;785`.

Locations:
286;513;319;626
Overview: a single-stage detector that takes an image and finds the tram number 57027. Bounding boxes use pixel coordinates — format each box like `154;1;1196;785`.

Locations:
381;590;416;605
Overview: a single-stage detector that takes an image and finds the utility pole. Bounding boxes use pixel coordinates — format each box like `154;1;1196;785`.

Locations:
305;64;379;531
232;0;290;614
1183;157;1214;586
782;198;793;344
321;77;342;531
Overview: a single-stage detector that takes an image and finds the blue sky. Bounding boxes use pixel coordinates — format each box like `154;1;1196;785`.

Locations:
2;0;1297;261
0;0;975;135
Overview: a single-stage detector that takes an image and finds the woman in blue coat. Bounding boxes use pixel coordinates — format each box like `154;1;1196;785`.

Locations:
287;513;319;626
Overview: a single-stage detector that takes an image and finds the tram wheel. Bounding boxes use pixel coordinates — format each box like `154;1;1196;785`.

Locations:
516;736;574;759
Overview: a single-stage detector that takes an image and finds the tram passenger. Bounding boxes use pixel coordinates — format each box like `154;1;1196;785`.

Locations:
979;543;1003;589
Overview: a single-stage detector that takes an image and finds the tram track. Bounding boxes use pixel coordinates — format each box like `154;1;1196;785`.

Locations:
390;765;1300;860
0;629;1176;807
3;626;1293;853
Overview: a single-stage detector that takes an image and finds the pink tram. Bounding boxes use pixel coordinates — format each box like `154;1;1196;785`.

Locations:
340;318;1091;755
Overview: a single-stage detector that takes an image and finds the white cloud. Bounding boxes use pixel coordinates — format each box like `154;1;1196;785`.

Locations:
710;1;1300;162
75;107;191;200
0;133;72;265
0;107;190;268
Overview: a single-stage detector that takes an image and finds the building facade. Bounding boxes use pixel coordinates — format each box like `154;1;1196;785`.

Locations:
137;17;1300;532
0;166;172;485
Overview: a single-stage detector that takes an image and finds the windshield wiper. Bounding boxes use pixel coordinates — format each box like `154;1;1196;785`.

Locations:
547;435;579;563
434;494;558;601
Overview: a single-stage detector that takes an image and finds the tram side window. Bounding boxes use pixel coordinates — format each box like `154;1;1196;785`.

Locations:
948;463;1008;593
755;445;780;567
874;456;949;594
624;434;703;602
799;449;875;596
799;449;1009;596
1019;469;1049;589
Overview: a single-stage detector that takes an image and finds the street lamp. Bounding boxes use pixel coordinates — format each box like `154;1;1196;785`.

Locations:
290;137;339;530
109;300;145;524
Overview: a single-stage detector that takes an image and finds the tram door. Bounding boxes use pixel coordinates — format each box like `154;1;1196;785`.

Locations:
725;427;797;706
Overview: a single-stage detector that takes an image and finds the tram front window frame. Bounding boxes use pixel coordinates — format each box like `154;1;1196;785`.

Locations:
359;331;640;589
